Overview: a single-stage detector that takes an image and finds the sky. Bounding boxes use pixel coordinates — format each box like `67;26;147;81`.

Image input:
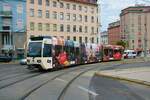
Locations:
99;0;149;32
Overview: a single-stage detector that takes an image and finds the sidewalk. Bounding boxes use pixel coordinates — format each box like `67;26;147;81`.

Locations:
96;67;150;86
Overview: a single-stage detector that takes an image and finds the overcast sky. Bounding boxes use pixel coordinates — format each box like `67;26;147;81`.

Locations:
99;0;149;32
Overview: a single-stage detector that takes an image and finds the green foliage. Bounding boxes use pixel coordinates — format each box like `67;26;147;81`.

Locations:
116;40;127;48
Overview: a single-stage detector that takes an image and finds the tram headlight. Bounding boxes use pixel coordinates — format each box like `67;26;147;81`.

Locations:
47;60;51;63
37;60;41;63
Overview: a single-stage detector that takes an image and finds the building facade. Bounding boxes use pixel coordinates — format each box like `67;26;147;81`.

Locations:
120;5;150;51
0;0;26;57
108;21;121;45
26;0;99;44
101;31;108;45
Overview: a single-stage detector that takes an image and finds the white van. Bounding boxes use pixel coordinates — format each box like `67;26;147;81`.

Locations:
123;50;137;59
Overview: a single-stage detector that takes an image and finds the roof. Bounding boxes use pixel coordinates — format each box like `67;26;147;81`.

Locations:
62;0;98;6
120;6;150;16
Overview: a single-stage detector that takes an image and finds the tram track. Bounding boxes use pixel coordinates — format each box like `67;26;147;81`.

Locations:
0;62;128;100
0;72;42;89
0;64;98;100
57;62;146;100
0;66;29;78
23;63;123;100
22;65;92;100
57;66;98;100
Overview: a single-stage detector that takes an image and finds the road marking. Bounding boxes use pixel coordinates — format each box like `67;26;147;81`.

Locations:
78;86;98;96
56;78;67;83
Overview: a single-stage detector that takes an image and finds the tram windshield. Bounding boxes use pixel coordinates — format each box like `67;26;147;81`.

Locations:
27;42;42;57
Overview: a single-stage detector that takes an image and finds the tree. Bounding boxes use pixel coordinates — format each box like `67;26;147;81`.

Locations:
116;40;127;48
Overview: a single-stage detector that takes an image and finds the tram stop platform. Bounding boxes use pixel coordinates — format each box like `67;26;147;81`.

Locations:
95;67;150;86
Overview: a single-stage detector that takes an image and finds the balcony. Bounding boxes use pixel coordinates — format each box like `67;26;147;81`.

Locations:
0;11;12;18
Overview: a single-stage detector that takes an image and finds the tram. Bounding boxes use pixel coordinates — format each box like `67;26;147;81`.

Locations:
26;36;124;70
102;45;124;61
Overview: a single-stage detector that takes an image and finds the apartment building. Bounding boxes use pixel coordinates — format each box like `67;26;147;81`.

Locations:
0;0;26;57
101;31;108;45
108;21;121;45
120;5;150;51
27;0;99;44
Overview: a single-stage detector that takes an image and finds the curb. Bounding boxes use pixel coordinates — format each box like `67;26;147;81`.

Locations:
0;61;19;65
95;72;150;87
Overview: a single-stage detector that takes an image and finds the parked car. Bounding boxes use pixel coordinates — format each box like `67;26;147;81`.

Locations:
0;55;12;62
123;50;137;59
19;58;27;65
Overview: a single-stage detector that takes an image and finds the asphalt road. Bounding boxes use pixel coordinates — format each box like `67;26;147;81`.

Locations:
0;61;149;100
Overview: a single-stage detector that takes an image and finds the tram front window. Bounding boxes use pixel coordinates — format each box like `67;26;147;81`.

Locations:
43;44;52;57
27;42;42;57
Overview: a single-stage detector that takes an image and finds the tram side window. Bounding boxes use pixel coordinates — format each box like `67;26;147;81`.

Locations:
43;44;52;57
55;45;63;56
70;47;75;60
104;49;109;56
109;49;113;57
75;47;80;56
64;46;69;54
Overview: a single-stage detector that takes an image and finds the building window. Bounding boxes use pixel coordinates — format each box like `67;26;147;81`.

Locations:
30;9;34;17
53;11;57;19
79;37;82;43
60;12;64;20
38;23;42;31
67;36;70;40
85;37;88;43
73;25;76;32
85;26;88;33
67;25;70;32
60;24;64;32
73;4;76;10
91;27;94;34
85;15;88;22
79;5;82;11
84;7;88;13
38;10;42;18
138;39;141;43
91;37;94;43
91;16;94;23
132;40;134;43
66;13;70;21
53;24;57;31
46;10;50;18
30;22;34;30
45;23;50;31
73;14;76;21
66;3;70;9
73;36;76;41
79;15;82;21
30;0;34;4
91;8;94;13
38;0;42;5
46;0;49;6
79;26;82;32
60;2;64;8
53;1;57;7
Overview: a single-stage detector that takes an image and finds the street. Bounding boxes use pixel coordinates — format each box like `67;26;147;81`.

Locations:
0;61;149;100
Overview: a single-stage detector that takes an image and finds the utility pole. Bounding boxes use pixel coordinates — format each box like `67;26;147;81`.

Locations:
144;13;147;57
